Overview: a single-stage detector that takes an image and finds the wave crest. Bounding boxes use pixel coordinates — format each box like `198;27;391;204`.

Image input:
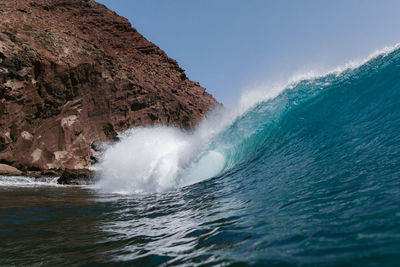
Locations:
95;44;400;194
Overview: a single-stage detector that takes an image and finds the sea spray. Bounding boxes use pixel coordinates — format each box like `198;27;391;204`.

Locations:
95;106;234;194
95;43;400;194
95;127;192;193
238;43;400;114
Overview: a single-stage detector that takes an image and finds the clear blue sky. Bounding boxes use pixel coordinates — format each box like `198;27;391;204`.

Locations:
97;0;400;107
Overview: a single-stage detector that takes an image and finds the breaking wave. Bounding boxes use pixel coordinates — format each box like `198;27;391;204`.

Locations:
95;44;400;194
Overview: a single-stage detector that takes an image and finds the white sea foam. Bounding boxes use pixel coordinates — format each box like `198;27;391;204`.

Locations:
0;176;59;187
96;43;400;194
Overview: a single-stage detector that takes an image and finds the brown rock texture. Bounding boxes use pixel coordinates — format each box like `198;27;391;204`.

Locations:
0;0;217;171
0;163;23;176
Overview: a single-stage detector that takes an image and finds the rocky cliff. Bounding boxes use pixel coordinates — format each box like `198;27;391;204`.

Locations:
0;0;217;172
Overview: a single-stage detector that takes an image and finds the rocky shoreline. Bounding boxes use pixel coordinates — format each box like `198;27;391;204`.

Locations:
0;0;217;178
0;163;95;185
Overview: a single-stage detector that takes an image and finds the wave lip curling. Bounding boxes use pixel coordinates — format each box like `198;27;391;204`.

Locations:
95;43;400;195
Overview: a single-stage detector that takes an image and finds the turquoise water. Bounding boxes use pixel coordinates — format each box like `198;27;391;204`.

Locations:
1;47;400;266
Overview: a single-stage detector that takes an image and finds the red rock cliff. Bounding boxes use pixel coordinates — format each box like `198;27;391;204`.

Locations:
0;0;217;171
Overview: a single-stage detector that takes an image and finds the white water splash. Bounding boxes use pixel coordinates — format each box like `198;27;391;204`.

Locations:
95;107;234;194
0;176;59;187
95;43;400;194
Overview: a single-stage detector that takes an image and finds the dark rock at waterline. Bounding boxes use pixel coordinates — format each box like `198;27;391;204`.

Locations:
26;169;62;178
57;169;95;185
0;0;217;173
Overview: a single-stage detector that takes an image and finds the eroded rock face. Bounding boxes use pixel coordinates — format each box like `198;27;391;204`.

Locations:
0;0;217;171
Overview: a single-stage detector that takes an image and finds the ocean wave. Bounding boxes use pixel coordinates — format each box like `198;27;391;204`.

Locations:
95;43;400;194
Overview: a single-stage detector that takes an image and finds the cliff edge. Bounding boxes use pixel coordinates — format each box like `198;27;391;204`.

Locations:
0;0;217;171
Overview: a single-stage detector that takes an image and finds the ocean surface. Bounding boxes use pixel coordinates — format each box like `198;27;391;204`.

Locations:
1;46;400;266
